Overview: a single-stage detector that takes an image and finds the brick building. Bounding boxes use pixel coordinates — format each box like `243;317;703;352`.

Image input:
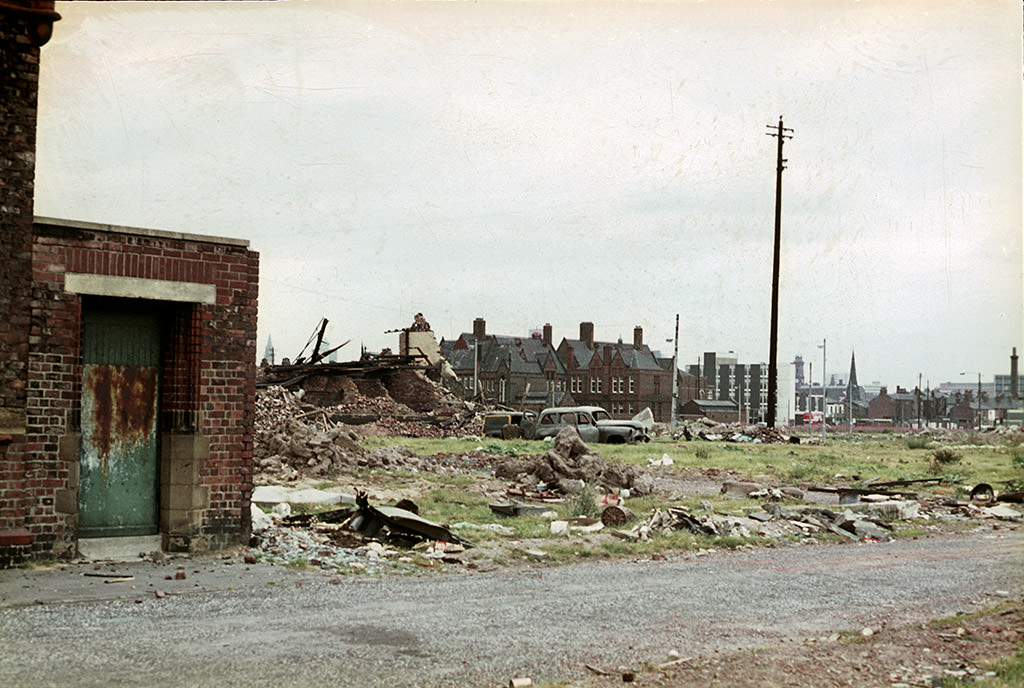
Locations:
440;319;704;423
1;1;61;563
0;218;259;563
2;4;261;565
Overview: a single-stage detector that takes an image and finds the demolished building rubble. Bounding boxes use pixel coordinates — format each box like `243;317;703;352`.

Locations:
248;384;1023;572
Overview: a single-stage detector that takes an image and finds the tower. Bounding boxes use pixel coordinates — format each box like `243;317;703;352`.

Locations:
848;352;861;402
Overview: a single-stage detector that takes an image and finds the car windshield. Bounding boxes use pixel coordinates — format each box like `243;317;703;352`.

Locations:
592;410;612;421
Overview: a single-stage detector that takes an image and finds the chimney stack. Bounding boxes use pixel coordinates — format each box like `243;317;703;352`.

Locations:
580;321;595;349
1012;347;1019;399
633;325;643;349
542;323;552;347
473;317;486;340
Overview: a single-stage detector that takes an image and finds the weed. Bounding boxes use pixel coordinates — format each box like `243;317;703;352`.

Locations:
1011;446;1024;471
893;526;929;539
981;645;1024;687
567;490;598;518
695;446;711;460
929;447;963;473
932;447;963;464
905;437;930;450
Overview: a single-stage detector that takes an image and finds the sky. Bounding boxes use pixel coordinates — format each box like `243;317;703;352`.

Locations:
34;0;1022;391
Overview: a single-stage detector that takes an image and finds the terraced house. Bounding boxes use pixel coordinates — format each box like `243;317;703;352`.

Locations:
440;319;703;423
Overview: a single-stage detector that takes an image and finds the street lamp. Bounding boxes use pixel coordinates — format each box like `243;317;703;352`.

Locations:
667;313;679;430
960;371;982;430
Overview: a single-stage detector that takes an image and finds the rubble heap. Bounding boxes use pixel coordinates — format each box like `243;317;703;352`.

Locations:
255;387;427;479
676;418;796;444
494;427;655;495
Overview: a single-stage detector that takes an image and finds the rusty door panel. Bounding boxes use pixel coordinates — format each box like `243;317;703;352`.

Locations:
79;310;161;538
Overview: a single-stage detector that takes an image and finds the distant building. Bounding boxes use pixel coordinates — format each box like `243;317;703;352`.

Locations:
679;398;742;424
263;335;275;365
440;319;705;423
686;351;790;425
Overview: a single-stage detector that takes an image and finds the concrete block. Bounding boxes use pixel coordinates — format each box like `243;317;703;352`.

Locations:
78;534;161;561
162;483;210;511
54;488;77;514
165;509;201;533
58;433;81;463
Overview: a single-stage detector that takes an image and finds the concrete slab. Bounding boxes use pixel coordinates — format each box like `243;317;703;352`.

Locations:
251;485;289;505
78;535;162;561
252;485;355;506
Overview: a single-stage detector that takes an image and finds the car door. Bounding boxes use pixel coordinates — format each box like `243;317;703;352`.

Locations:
574;412;601;442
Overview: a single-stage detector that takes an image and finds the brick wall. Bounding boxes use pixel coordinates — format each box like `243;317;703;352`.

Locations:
4;219;260;558
0;11;42;554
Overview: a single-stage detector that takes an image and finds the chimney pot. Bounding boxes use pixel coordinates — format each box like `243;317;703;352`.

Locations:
633;325;643;349
580;322;595;349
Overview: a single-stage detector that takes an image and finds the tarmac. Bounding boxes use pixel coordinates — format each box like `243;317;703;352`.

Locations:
0;548;319;609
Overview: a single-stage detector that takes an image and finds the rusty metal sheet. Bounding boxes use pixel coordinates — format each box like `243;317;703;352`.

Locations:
79;309;162;538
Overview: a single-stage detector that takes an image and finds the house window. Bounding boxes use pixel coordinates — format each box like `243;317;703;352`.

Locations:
499;377;507;403
590;377;596;394
629;376;635;394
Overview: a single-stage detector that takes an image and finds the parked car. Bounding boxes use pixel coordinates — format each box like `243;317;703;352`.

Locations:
520;406;649;444
481;410;536;438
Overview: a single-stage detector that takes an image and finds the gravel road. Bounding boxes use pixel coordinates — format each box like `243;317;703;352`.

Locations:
2;530;1021;688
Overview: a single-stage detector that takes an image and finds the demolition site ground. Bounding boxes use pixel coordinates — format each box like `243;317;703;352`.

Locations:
238;385;1024;686
3;381;1021;688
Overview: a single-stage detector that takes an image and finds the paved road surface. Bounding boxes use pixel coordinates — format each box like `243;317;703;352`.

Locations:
1;531;1021;687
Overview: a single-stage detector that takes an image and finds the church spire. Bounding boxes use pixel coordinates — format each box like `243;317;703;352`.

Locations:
848;351;861;402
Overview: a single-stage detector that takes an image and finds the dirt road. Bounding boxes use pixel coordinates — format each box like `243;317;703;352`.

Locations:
1;530;1021;687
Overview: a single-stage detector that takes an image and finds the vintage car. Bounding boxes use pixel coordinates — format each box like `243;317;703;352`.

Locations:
520;406;649;444
480;410;536;438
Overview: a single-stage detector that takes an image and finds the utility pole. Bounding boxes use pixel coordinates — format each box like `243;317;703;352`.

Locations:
766;117;793;428
819;338;826;443
670;313;679;430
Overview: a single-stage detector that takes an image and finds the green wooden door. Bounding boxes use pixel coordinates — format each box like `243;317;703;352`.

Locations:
79;310;161;537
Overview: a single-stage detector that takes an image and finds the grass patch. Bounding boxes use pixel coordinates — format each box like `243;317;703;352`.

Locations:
976;646;1024;687
15;558;59;570
893;525;930;539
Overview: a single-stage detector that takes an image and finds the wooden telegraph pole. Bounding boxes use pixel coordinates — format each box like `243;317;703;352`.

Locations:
766;117;793;428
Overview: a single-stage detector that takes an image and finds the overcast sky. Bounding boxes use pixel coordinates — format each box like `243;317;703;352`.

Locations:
35;0;1022;390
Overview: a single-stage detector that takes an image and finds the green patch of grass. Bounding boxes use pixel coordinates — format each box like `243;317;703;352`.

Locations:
978;646;1024;687
15;558;59;570
905;436;930;450
284;557;312;570
893;525;929;539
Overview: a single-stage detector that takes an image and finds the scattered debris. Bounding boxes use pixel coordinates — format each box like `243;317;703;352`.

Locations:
494;427;654;495
600;505;636;527
489;502;555;518
349;491;473;548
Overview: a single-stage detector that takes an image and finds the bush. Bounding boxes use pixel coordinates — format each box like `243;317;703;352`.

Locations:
905;437;929;450
932;447;963;465
1011;446;1024;471
567;491;598;518
930;447;962;474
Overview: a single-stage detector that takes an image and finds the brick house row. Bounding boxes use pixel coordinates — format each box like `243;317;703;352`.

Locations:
439;319;704;423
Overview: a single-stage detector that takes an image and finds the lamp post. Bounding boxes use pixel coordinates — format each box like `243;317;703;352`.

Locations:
668;314;679;430
960;371;982;430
